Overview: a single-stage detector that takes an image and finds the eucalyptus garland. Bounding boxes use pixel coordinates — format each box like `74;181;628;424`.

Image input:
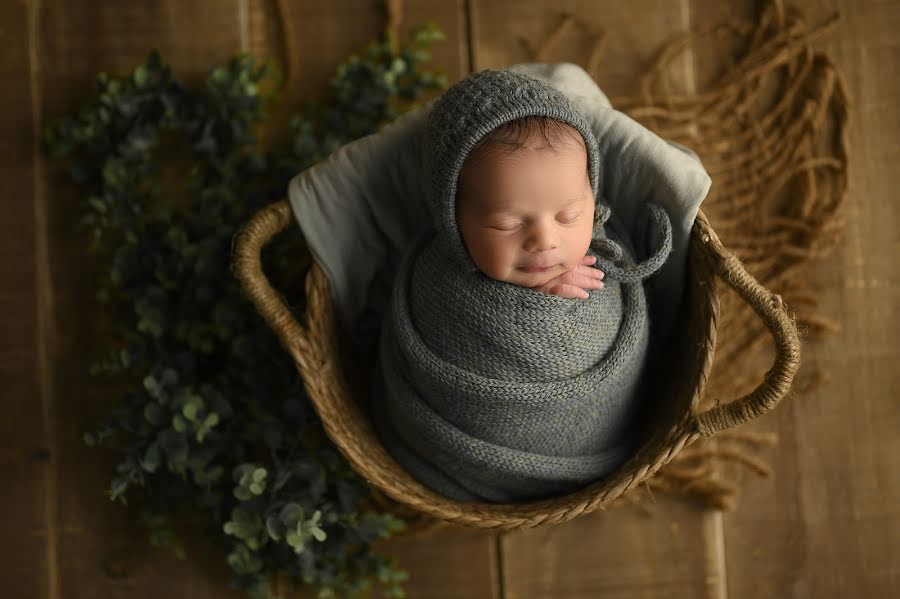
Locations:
44;23;447;599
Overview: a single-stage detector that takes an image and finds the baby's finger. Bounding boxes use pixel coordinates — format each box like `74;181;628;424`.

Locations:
578;272;604;288
574;264;604;280
583;257;605;278
553;283;591;299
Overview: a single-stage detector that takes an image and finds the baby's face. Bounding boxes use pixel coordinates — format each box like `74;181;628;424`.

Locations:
456;130;595;289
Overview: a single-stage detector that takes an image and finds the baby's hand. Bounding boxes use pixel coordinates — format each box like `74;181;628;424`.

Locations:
531;255;605;299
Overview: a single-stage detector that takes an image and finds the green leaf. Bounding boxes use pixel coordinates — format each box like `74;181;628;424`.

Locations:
279;502;303;524
172;414;187;432
133;64;149;87
141;444;161;472
182;402;198;420
143;402;163;426
285;529;304;553
265;515;283;541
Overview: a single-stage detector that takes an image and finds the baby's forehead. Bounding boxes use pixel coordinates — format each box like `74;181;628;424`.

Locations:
458;182;589;218
460;144;586;185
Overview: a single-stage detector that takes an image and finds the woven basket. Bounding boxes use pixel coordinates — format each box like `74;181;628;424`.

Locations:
232;197;800;533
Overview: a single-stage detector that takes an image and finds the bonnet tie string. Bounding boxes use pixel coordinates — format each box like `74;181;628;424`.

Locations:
590;202;673;284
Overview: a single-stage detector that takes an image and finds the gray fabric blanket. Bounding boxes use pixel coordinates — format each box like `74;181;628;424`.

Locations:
372;199;673;502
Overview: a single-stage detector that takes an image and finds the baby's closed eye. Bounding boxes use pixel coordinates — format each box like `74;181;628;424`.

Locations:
485;210;584;231
558;209;582;223
487;221;522;231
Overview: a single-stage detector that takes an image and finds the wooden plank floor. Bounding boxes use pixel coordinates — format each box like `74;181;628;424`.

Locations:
1;1;896;598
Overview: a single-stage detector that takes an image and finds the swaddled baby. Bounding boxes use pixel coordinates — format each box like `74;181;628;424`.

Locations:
371;69;673;503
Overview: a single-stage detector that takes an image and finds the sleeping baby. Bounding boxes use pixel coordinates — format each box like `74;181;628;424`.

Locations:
370;69;674;503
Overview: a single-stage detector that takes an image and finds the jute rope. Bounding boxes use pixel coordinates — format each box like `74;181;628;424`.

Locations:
244;0;845;537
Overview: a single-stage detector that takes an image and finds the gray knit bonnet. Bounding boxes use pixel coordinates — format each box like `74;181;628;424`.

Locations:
424;69;602;271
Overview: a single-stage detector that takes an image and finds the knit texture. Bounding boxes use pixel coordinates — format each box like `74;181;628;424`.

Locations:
372;69;674;502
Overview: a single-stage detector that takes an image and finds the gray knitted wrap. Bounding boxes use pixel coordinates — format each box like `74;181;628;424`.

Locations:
371;69;674;503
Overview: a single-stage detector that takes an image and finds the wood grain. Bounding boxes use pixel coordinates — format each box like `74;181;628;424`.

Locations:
470;0;696;98
708;1;900;597
500;501;726;599
0;3;53;599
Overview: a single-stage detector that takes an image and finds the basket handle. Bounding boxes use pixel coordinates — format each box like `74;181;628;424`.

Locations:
232;198;311;353
692;212;802;436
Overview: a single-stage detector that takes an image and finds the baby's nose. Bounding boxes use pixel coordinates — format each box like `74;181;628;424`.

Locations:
524;228;558;252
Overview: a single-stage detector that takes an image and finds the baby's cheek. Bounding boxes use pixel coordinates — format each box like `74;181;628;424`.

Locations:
472;238;511;280
562;252;583;272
